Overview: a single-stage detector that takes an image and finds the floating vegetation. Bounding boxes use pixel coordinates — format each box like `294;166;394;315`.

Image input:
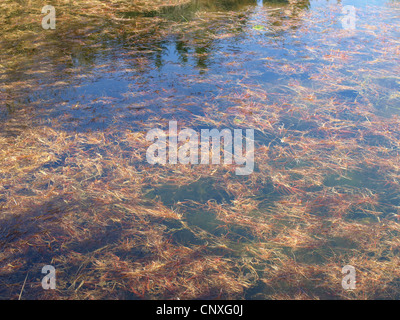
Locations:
1;0;400;300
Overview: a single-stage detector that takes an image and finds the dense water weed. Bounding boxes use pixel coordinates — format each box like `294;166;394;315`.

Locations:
1;0;400;299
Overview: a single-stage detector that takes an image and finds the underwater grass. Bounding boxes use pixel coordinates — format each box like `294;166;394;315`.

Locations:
1;0;400;300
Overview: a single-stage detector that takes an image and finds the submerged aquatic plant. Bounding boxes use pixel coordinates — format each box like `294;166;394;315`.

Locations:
1;0;400;300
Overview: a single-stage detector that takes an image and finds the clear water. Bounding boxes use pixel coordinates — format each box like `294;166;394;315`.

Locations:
1;0;400;300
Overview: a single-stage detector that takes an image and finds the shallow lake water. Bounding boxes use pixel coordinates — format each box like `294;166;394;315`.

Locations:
1;0;400;300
